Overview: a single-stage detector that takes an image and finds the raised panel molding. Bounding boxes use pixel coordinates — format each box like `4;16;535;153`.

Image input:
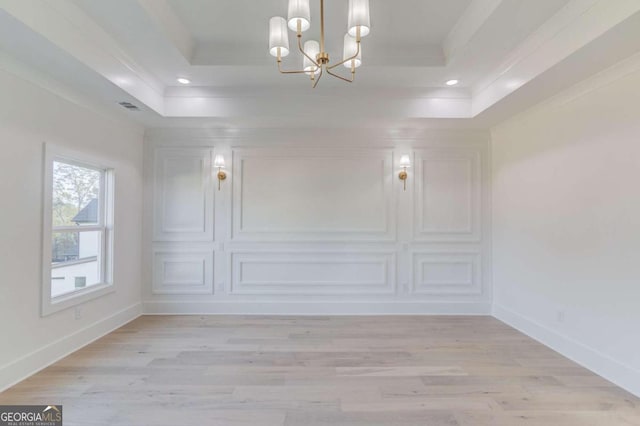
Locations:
413;148;482;242
411;251;482;295
143;138;490;308
152;148;214;241
228;251;396;295
152;249;214;294
231;148;395;242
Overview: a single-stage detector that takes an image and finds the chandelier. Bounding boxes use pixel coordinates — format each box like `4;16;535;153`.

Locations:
268;0;371;88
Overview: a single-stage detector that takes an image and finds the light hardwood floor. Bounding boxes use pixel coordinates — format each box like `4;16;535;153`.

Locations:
1;316;638;425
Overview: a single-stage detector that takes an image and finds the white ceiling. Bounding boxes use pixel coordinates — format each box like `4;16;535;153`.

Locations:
1;0;640;129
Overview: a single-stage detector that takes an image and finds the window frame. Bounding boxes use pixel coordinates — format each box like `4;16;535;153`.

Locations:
42;144;115;316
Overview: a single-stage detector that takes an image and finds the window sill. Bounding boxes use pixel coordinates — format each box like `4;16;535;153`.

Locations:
41;282;114;317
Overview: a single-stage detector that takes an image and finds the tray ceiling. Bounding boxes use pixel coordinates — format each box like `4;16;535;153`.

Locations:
1;0;639;128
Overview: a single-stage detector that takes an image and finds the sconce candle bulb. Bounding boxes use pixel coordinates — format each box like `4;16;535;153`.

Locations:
214;154;226;191
399;154;411;192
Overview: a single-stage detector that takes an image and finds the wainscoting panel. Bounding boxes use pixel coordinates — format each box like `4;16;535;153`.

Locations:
152;249;214;294
228;251;396;295
411;251;482;295
414;148;482;242
143;130;491;314
231;148;395;241
152;148;214;241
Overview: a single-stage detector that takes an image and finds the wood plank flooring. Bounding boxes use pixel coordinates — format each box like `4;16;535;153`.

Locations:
1;316;638;425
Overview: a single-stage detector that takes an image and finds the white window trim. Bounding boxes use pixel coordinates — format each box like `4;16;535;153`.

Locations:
42;143;116;316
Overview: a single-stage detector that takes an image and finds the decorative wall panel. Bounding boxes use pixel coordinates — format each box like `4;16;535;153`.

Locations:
153;148;213;241
412;251;482;295
231;148;395;241
229;251;396;295
414;148;481;242
152;249;214;294
144;134;490;313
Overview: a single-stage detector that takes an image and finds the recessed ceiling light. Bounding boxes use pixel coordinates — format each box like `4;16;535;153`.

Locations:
446;79;459;86
177;78;191;85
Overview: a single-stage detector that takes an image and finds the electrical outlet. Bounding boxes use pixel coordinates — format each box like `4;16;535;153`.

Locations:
74;306;83;320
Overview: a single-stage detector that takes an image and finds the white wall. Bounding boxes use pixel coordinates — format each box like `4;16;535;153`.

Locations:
142;129;492;314
0;66;144;390
491;53;640;396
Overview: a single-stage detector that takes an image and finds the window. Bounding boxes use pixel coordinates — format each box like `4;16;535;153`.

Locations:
42;144;114;316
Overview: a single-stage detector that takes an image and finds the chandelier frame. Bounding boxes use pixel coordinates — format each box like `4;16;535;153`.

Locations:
273;0;364;88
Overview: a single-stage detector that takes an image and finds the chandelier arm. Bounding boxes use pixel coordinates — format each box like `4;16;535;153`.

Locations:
277;59;316;74
297;35;320;69
325;66;355;83
278;61;315;74
326;41;361;71
275;46;319;74
312;66;324;88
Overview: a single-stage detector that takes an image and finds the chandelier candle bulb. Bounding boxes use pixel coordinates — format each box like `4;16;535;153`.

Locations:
269;17;290;57
343;34;362;69
348;0;370;37
288;0;311;32
303;40;321;75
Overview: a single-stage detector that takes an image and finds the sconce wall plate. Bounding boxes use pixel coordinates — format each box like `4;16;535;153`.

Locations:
398;154;411;192
214;154;227;191
399;169;408;191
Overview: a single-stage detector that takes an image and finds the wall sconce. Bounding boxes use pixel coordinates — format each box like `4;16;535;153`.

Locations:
398;154;411;191
214;154;226;191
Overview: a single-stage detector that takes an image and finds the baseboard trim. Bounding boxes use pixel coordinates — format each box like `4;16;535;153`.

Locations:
493;304;640;398
0;303;142;392
142;301;492;315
